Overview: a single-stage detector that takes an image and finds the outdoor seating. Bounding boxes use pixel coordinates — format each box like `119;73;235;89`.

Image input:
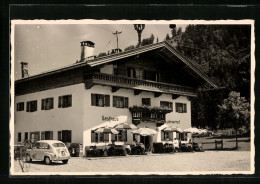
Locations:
130;144;145;155
153;143;164;153
164;143;174;153
180;143;193;152
107;145;126;156
192;142;204;152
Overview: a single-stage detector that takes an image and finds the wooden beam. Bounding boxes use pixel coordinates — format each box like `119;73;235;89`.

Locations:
134;89;142;95
111;86;119;93
172;94;180;100
154;92;162;97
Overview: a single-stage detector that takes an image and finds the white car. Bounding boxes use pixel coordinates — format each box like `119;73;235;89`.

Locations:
26;140;70;165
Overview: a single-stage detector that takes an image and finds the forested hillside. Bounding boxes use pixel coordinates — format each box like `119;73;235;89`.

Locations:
169;25;251;129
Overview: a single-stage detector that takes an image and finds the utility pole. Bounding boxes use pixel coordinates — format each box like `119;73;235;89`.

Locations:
113;31;122;51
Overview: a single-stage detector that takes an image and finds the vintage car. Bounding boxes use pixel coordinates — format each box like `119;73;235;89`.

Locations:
26;140;70;165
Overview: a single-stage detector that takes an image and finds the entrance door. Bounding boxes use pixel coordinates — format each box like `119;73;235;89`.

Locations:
140;136;152;151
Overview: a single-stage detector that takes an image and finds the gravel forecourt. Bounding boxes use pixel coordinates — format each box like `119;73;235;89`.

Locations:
13;150;251;174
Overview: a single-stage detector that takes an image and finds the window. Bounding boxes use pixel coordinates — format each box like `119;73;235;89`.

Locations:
30;132;40;143
17;102;24;111
41;131;53;140
160;101;173;111
161;131;173;141
26;100;37;112
175;103;187;113
41;98;54;110
91;94;110;107
135;68;144;79
91;131;109;142
58;130;71;143
114;130;127;142
142;98;151;106
113;96;129;108
58;95;72;108
127;67;136;78
18;132;21;142
24;132;28;141
144;70;158;81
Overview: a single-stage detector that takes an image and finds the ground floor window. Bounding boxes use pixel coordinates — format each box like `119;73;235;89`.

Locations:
112;130;127;142
91;131;110;143
18;132;21;142
175;103;187;113
160;101;173;111
113;96;128;108
58;95;72;108
17;102;24;111
58;130;72;143
161;131;173;141
26;100;37;112
91;94;110;107
41;131;53;140
30;132;40;143
41;97;54;110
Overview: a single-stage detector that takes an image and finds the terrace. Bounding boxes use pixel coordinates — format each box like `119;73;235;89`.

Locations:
84;72;197;97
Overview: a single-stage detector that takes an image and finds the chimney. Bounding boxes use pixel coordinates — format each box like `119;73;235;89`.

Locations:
21;62;29;78
80;41;95;61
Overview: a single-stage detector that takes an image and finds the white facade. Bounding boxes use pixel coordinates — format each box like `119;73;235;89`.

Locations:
15;82;191;152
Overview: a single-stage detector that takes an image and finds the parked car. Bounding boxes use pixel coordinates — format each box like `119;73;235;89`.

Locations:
25;140;70;165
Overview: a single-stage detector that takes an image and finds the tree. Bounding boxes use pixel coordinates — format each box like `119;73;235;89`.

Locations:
141;34;155;46
98;52;107;57
124;45;135;51
165;33;170;41
218;91;250;148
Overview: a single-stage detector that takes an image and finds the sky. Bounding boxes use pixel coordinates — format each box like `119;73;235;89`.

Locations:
14;23;187;80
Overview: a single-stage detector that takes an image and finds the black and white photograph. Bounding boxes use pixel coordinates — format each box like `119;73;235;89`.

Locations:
10;20;254;175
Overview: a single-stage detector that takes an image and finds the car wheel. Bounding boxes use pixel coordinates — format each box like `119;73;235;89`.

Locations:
26;154;32;162
62;159;68;164
44;156;52;165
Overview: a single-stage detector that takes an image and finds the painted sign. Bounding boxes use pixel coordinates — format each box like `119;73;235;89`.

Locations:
102;116;119;122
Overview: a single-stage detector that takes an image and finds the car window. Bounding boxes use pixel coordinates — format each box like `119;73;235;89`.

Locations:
52;143;65;147
41;143;50;149
33;143;41;149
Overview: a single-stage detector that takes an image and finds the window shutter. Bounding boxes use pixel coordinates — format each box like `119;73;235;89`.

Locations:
58;131;61;141
124;97;129;108
91;131;95;143
170;102;173;111
50;131;53;140
169;132;173;141
16;103;19;111
68;130;72;142
50;98;54;109
105;95;110;107
41;131;45;140
184;104;187;113
68;95;72;107
58;96;62;108
91;94;96;106
41;99;44;110
26;102;29;112
161;131;164;141
175;103;178;112
111;134;115;142
113;96;117;107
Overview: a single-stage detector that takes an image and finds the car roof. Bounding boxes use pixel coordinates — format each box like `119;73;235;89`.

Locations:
36;140;64;144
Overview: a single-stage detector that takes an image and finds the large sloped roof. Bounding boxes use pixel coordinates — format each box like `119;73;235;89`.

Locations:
15;41;218;89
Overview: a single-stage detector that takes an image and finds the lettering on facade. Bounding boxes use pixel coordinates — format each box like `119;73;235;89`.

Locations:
172;120;180;124
102;115;119;122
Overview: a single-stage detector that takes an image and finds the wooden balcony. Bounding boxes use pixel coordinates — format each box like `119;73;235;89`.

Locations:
85;73;197;97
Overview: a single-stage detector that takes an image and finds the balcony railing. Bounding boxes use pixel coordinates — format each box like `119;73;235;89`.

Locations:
86;73;197;97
